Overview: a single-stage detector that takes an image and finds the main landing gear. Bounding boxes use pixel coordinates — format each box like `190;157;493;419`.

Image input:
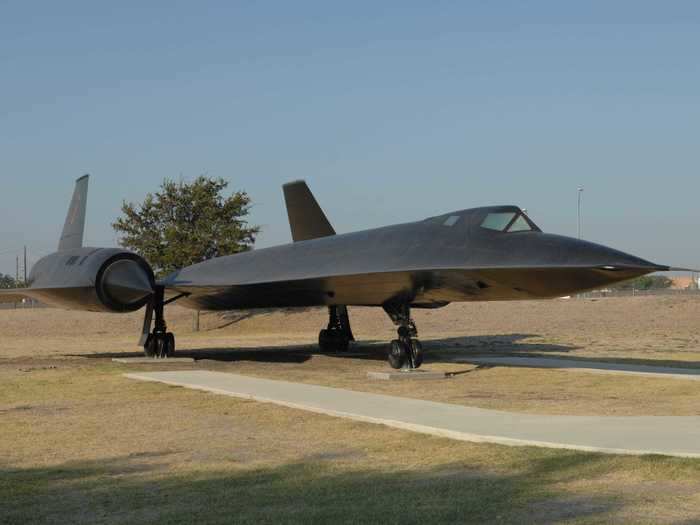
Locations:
141;285;176;358
318;305;355;353
383;303;423;370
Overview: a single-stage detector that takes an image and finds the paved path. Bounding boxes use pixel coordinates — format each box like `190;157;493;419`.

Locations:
452;356;700;381
126;370;700;458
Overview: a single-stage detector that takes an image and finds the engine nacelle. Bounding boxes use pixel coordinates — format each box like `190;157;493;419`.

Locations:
27;248;155;313
95;252;155;312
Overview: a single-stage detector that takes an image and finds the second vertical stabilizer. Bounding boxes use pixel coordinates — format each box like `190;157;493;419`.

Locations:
283;180;336;242
58;174;89;251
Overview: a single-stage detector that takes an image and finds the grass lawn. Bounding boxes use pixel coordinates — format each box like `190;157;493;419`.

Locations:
3;362;700;524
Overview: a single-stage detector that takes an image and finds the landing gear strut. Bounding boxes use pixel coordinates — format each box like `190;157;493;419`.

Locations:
141;285;176;358
318;305;354;353
383;303;423;370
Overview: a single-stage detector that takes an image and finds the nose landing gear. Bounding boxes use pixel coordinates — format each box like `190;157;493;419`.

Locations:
384;303;424;369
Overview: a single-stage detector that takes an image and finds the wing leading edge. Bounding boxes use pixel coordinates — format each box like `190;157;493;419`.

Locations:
163;263;664;311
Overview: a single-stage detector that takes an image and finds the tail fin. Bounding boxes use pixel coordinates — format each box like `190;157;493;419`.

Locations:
58;174;89;251
283;180;335;242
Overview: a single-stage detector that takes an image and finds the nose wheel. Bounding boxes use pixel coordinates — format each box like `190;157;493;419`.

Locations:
388;332;424;370
384;303;424;369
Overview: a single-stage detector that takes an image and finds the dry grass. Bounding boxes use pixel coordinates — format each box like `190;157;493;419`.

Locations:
3;363;700;524
6;296;698;416
2;296;700;523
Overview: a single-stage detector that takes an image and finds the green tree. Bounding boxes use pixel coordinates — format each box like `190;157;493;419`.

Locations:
0;273;17;289
611;275;673;291
112;177;260;276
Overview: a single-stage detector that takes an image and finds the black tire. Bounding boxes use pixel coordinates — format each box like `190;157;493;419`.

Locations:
155;335;166;358
143;334;169;358
165;332;175;357
143;334;156;357
319;330;349;353
388;340;406;369
410;339;423;368
334;334;350;353
318;329;331;352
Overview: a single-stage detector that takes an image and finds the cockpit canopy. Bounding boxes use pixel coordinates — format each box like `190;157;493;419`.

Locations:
480;210;537;233
424;205;541;233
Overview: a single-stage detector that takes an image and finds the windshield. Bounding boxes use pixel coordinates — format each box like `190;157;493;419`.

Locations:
480;212;534;233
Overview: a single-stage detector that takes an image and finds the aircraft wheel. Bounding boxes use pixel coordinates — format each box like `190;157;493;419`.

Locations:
143;334;156;358
334;334;350;353
144;333;175;358
154;335;167;358
165;332;176;357
410;338;423;368
319;330;349;353
319;329;332;352
388;339;407;369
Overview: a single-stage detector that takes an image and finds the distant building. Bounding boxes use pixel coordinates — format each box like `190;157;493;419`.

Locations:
671;276;693;289
672;275;700;290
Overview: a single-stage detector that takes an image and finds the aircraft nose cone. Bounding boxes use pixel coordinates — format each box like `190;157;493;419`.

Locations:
539;234;665;271
519;234;669;295
101;258;154;307
559;237;669;289
578;240;665;272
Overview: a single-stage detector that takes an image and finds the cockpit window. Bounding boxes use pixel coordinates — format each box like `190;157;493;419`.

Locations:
507;215;532;232
443;215;460;227
481;212;516;231
481;212;534;233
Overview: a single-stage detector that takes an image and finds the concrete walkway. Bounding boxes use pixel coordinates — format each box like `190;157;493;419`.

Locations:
453;356;700;381
126;370;700;458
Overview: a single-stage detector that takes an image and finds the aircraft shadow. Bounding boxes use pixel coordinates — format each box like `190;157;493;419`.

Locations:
72;333;578;365
421;334;578;355
461;354;700;375
74;338;700;379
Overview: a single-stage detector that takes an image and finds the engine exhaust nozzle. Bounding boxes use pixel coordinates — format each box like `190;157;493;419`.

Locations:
99;257;154;311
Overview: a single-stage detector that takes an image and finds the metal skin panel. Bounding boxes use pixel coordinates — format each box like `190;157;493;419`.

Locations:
0;186;677;315
4;248;154;312
0;175;155;312
162;205;667;311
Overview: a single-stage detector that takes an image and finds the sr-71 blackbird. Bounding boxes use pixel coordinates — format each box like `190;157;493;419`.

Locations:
2;176;693;369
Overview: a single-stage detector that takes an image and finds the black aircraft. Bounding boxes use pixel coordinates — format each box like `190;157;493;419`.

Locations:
2;176;693;369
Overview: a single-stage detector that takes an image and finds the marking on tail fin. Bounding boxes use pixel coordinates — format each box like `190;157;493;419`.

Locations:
283;180;335;242
58;174;89;251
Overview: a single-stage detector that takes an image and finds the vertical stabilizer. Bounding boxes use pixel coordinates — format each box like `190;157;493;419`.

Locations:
283;180;336;242
58;174;89;251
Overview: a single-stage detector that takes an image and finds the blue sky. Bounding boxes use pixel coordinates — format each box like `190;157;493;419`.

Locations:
1;1;699;276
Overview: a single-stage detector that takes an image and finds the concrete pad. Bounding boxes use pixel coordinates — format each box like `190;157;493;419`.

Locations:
367;370;448;381
453;356;700;381
126;370;700;458
112;357;194;364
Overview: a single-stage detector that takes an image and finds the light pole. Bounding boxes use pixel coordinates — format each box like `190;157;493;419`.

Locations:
577;187;584;239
